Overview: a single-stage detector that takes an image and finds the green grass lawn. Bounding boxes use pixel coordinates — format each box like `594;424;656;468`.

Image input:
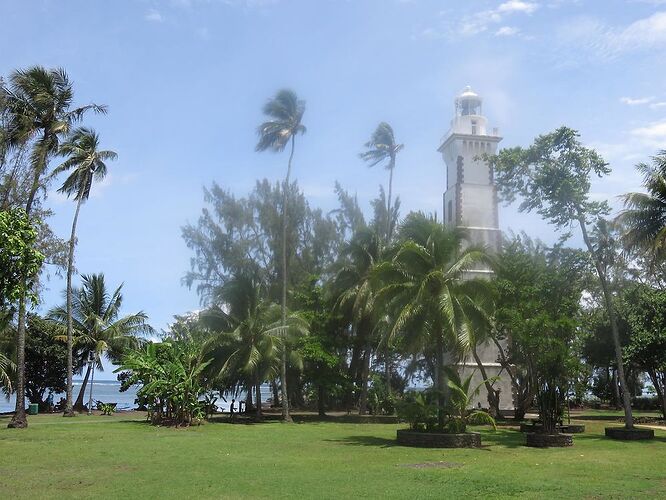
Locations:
1;412;665;499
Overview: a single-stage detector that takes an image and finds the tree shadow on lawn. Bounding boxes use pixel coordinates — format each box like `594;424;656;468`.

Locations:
325;435;398;448
328;428;524;450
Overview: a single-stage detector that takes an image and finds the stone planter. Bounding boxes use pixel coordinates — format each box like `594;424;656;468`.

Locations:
520;423;585;434
604;427;655;440
525;432;574;448
396;429;481;448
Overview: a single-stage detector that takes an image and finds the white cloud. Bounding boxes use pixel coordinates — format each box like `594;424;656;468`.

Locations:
498;1;539;14
650;101;666;109
495;26;520;36
559;12;666;59
457;1;538;36
631;119;666;146
620;96;653;105
144;9;164;23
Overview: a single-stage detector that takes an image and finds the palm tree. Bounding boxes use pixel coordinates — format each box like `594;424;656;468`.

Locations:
333;228;382;414
374;213;492;427
360;123;403;395
211;275;307;419
618;152;666;262
360;122;403;243
52;128;117;417
49;273;151;411
256;89;306;422
1;66;105;428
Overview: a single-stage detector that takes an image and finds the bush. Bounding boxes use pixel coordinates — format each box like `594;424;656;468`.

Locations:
395;391;437;431
633;396;659;411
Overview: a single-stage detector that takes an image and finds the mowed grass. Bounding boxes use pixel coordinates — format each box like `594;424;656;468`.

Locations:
1;412;665;499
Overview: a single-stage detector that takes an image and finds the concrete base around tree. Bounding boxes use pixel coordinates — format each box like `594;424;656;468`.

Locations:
520;423;585;433
525;432;574;448
604;427;655;440
396;429;481;448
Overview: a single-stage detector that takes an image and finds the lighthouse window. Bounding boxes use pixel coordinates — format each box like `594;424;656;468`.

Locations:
471;120;477;135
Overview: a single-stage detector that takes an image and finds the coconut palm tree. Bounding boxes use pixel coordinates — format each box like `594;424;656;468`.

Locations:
333;228;382;414
52;128;117;417
374;213;492;427
618;152;666;262
1;66;105;428
256;89;306;422
360;122;403;243
211;275;307;419
49;273;151;411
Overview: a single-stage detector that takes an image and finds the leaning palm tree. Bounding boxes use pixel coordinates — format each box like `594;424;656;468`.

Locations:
49;273;151;411
374;212;492;427
1;67;105;428
618;151;666;263
360;122;403;243
255;89;306;422
52;128;117;417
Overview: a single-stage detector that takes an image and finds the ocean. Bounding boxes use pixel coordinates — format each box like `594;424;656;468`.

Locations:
1;380;274;413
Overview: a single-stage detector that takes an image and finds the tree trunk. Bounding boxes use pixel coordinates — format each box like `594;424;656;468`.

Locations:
87;358;96;414
279;135;295;423
435;335;445;429
648;370;666;421
64;197;83;417
318;383;326;417
245;385;253;414
74;362;93;411
9;149;48;429
358;340;371;415
578;216;634;429
271;379;279;408
7;296;28;428
255;379;262;420
345;336;362;411
611;367;621;409
471;345;501;418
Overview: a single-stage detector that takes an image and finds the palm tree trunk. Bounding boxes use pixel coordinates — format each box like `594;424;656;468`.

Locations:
471;345;501;418
436;334;445;429
358;340;372;415
386;158;394;242
74;362;93;411
7;296;28;428
280;135;295;423
64;197;84;417
9;148;47;429
271;379;279;407
578;215;634;429
255;378;262;420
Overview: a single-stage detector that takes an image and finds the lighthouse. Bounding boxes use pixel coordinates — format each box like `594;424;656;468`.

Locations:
439;86;502;263
438;86;513;412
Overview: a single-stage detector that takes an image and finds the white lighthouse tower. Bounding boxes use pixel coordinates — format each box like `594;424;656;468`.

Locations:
439;86;502;258
438;86;513;412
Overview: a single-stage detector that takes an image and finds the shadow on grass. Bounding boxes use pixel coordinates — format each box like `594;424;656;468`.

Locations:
325;435;398;448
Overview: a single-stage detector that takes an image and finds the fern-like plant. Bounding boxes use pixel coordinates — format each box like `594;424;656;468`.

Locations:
445;368;498;433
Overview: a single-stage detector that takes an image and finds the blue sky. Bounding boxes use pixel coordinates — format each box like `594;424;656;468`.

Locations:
2;0;666;377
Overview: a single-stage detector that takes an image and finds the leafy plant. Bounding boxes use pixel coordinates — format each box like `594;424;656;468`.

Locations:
97;401;116;416
444;368;497;434
395;390;437;431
